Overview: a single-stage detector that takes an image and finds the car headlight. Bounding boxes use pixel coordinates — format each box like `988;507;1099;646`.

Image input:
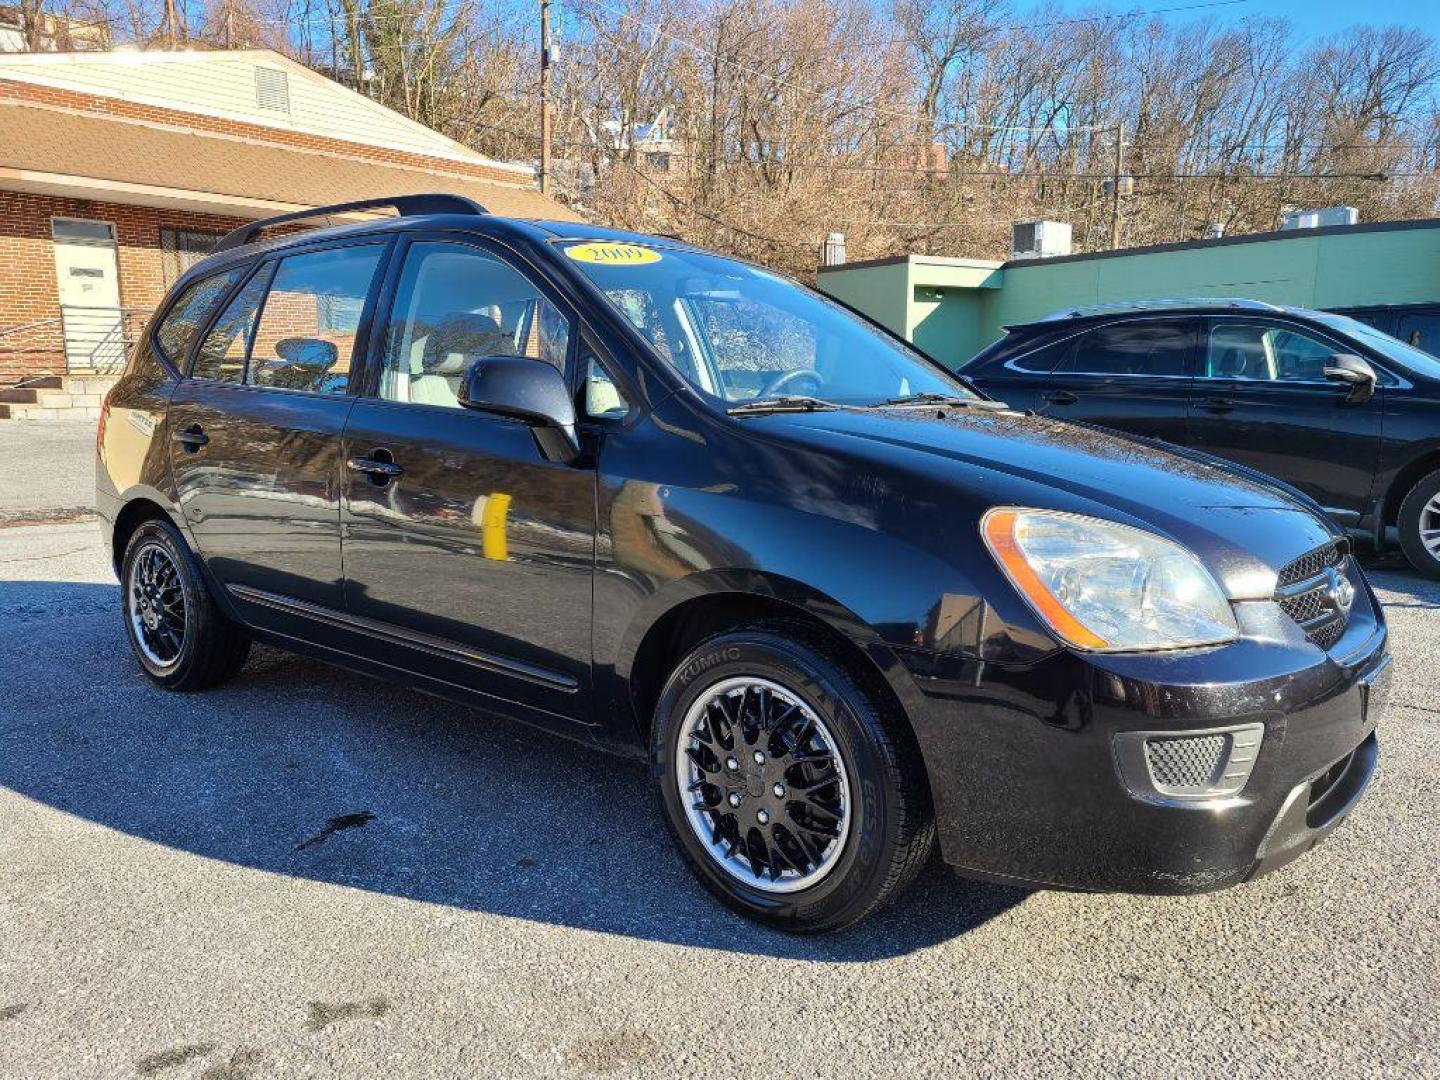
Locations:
981;507;1237;652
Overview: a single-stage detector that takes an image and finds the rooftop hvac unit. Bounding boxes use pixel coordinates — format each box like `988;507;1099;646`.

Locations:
1280;206;1359;231
1012;220;1073;260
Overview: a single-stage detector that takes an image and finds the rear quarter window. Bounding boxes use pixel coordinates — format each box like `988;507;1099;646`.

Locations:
153;267;247;369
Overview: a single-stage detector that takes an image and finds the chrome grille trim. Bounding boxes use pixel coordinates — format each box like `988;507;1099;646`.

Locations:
1274;541;1353;649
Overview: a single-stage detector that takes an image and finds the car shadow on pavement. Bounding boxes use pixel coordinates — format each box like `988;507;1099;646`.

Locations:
0;581;1027;963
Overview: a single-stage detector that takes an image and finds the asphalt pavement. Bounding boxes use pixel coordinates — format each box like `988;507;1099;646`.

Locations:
0;421;1437;1078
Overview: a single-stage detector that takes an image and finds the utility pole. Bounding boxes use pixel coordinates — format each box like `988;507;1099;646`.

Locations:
224;3;234;49
163;0;178;48
1109;122;1125;251
539;0;553;195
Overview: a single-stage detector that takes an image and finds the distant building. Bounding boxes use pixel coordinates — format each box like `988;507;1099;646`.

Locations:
0;5;109;53
818;219;1440;369
0;48;577;409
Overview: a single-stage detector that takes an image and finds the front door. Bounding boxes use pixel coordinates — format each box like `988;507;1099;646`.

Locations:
168;241;389;620
51;217;124;371
1186;318;1384;523
1033;317;1198;444
339;238;596;723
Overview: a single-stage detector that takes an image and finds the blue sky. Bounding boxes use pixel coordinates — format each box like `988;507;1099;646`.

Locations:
1247;0;1438;40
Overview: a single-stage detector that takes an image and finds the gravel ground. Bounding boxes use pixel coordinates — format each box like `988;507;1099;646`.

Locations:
1;428;1438;1079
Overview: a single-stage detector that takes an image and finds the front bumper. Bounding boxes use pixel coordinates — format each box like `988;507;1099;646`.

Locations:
900;606;1390;895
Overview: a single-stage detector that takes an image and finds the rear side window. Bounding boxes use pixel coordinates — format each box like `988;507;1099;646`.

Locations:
192;267;272;382
1061;321;1193;377
153;268;245;368
249;245;385;394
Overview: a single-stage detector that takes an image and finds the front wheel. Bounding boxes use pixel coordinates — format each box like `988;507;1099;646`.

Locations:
652;625;934;932
1397;468;1440;580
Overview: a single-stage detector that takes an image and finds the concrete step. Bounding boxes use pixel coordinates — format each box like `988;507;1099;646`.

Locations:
0;387;40;404
0;403;101;421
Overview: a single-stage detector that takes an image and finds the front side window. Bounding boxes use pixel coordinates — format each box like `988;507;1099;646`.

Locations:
1062;322;1193;377
247;245;384;394
378;242;571;409
559;241;965;406
154;267;246;368
1204;323;1337;382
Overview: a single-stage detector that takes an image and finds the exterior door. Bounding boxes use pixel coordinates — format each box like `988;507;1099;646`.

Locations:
1186;318;1384;523
51;217;123;371
339;238;596;722
1033;318;1198;444
168;241;389;620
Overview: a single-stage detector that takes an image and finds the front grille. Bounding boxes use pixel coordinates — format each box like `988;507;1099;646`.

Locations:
1275;541;1353;649
1145;734;1227;789
1276;539;1346;589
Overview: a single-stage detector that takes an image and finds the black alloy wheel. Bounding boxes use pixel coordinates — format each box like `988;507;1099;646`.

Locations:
653;624;934;932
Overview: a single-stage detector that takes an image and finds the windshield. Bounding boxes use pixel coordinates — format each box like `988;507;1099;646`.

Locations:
1311;312;1440;380
559;241;971;406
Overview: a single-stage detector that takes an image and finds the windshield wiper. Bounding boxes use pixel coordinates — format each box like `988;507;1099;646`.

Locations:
727;395;842;416
872;392;1006;409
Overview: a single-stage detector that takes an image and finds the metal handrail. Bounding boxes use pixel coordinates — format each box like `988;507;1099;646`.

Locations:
0;305;153;379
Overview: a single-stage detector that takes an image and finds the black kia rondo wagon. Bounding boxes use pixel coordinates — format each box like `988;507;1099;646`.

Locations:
98;196;1391;931
962;299;1440;577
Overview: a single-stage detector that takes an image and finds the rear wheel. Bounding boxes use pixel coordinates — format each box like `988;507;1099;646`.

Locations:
1397;469;1440;579
121;518;251;690
652;625;933;932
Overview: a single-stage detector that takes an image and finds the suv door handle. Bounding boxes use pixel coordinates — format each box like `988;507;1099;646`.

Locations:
1201;397;1235;414
347;453;403;480
1041;390;1078;405
172;423;208;450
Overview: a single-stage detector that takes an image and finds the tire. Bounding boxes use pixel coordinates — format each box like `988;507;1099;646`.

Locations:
1397;468;1440;579
120;517;251;690
652;623;934;933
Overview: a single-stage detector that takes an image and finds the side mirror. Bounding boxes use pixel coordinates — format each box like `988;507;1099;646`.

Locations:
1324;353;1377;404
458;355;580;463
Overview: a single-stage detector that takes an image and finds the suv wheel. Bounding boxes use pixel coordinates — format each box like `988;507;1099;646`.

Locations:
652;625;933;932
1398;468;1440;579
121;518;251;690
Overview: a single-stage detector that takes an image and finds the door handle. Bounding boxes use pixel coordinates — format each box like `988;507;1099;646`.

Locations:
172;423;208;450
1201;397;1235;414
347;453;403;481
1041;390;1078;406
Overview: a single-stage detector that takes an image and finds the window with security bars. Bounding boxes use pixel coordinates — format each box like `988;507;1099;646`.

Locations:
160;228;226;286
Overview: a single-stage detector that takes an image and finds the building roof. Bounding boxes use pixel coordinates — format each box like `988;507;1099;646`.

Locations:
0;48;524;175
0;100;574;220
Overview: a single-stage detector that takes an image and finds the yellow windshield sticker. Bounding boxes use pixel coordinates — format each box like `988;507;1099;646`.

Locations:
565;242;661;266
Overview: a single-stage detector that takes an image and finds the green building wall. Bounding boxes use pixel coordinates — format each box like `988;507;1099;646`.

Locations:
818;219;1440;369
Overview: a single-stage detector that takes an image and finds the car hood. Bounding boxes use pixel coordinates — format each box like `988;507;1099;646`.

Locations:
757;405;1338;599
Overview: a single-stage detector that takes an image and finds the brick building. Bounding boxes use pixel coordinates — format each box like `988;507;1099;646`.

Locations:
0;48;576;418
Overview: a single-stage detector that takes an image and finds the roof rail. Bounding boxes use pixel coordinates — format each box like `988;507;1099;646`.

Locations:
213;194;488;253
1034;297;1287;322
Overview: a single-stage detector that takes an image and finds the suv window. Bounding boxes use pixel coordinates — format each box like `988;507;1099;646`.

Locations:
248;245;385;394
1004;337;1074;374
378;242;571;409
154;267;246;368
192;266;272;382
1205;323;1335;382
1060;321;1192;377
1397;311;1440;357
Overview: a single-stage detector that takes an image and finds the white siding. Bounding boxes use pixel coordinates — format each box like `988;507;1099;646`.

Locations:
0;50;528;175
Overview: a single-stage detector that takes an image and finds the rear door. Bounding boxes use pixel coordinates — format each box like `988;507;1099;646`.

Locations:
337;235;598;724
1186;317;1384;523
1032;318;1199;444
167;239;389;619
